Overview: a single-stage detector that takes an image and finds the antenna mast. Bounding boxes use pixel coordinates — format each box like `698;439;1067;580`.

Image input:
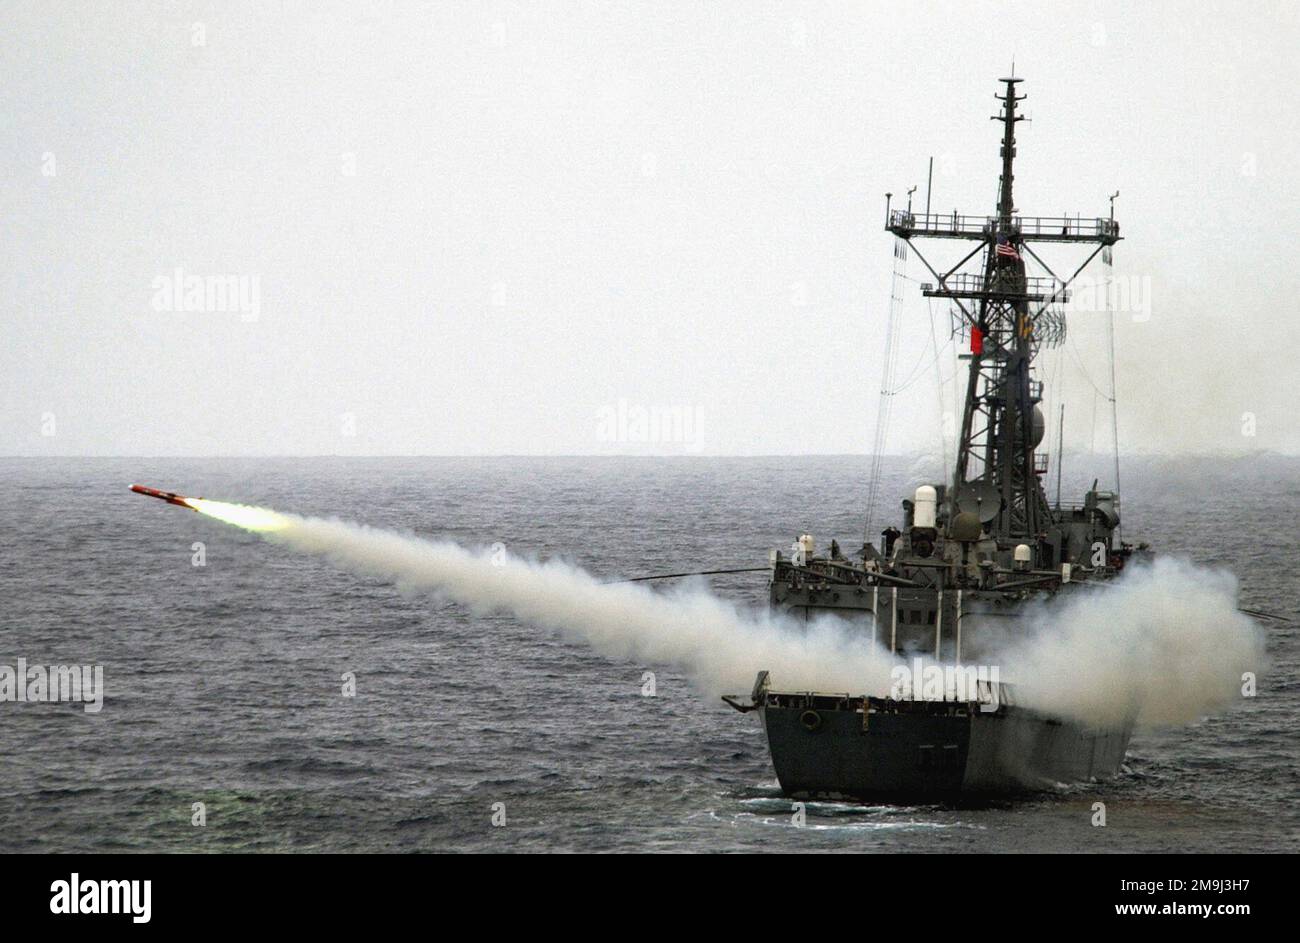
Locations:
884;78;1120;554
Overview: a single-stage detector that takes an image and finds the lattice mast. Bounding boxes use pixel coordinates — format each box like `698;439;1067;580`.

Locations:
967;77;1042;539
885;77;1119;550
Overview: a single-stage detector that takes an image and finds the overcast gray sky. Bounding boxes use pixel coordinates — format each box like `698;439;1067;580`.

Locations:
3;1;1297;457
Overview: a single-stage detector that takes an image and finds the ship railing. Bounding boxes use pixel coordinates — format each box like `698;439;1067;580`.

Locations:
887;209;995;239
887;209;1119;244
975;364;1044;400
1010;215;1120;243
1053;501;1089;512
921;272;1069;301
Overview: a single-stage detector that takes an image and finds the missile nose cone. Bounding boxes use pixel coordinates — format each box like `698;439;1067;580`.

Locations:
129;483;198;510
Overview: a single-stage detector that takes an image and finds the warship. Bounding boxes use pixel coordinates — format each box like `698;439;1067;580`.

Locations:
724;77;1148;798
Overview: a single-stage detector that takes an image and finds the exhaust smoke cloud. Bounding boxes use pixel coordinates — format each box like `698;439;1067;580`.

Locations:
993;557;1265;728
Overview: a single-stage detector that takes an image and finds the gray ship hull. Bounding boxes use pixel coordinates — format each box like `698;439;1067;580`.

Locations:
757;692;1132;799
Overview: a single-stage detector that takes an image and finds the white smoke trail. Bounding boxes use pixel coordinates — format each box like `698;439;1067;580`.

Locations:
254;511;899;697
995;557;1265;728
190;501;1264;727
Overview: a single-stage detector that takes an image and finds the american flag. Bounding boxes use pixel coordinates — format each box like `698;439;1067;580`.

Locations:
995;235;1020;260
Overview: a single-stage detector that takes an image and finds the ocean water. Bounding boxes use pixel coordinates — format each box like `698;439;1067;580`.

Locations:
0;455;1295;853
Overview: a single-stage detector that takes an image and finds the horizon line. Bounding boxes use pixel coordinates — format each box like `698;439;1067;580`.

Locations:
2;449;1297;461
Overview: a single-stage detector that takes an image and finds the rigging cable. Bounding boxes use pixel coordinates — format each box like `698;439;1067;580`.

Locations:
889;320;940;393
926;295;952;473
1066;337;1112;400
863;237;908;543
1090;388;1100;453
948;299;963;488
1104;246;1123;542
607;567;769;584
890;322;954;395
1046;339;1065;495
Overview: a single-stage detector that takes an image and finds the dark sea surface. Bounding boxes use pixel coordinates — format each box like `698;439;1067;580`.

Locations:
0;455;1296;853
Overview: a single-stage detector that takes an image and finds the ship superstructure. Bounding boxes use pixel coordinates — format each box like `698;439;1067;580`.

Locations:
725;78;1147;798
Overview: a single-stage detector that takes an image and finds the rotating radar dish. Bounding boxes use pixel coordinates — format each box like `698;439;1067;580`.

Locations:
956;480;1002;523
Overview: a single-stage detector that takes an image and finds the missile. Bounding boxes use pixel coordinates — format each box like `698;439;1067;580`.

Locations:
129;484;200;510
